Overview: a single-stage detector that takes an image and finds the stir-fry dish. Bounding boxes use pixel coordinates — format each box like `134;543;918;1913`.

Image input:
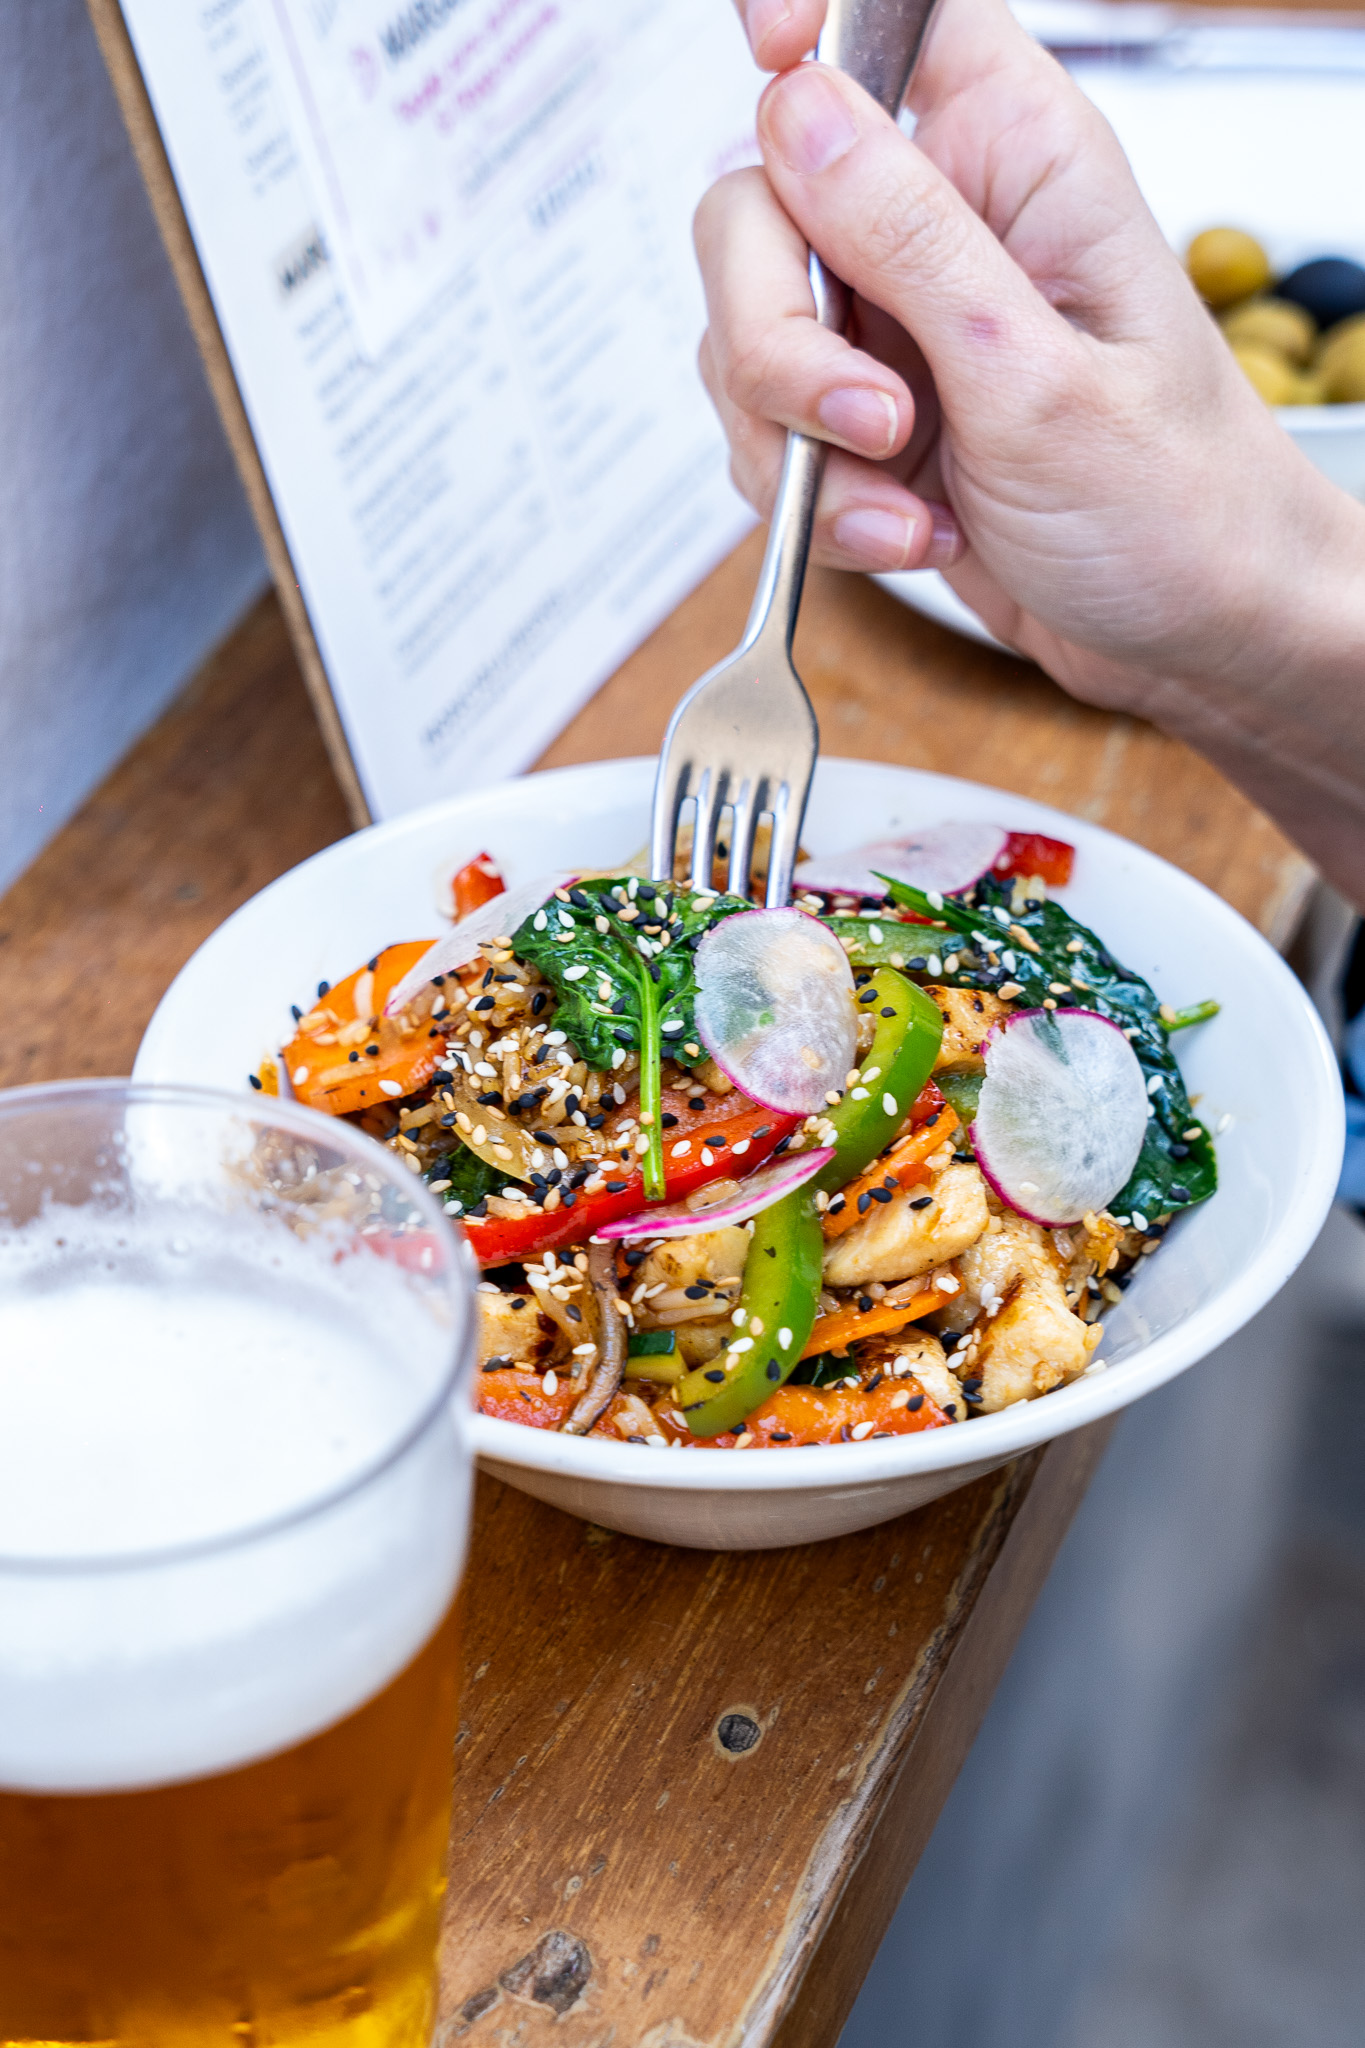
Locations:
258;823;1218;1450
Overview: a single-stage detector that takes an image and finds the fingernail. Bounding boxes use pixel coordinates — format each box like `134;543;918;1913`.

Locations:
764;67;859;176
832;506;918;570
746;0;791;54
818;387;899;456
924;502;964;569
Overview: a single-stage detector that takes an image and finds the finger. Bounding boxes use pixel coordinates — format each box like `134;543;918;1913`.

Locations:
699;331;962;574
756;63;1076;420
695;169;914;461
735;0;825;72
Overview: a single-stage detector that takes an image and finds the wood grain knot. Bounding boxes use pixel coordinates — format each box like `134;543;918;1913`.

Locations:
499;1927;593;2015
714;1709;763;1758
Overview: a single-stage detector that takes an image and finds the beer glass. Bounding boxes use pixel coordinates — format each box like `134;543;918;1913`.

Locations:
0;1079;477;2047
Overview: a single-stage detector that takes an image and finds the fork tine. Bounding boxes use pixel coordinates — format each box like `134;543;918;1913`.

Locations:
764;785;801;908
726;776;759;900
689;765;725;895
650;755;689;883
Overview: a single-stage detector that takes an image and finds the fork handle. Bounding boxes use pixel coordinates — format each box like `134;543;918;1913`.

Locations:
739;0;941;658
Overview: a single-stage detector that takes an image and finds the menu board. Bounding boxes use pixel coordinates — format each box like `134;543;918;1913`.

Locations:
110;0;761;818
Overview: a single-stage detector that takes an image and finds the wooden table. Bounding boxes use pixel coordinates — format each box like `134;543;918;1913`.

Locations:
0;541;1310;2046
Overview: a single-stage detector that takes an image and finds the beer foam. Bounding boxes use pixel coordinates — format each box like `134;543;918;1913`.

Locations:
0;1222;471;1792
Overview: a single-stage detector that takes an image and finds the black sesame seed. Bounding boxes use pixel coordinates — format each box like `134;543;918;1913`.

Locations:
857;1191;872;1214
367;956;380;973
483;1355;509;1371
348;1050;360;1062
568;888;592;909
290;1004;302;1022
317;980;330;998
1170;1142;1190;1158
624;1245;648;1267
908;1394;924;1411
606;1180;629;1194
475;1090;502;1106
704;1369;725;1383
858;1295;874;1313
766;1358;780;1380
688;1096;707;1111
771;1431;793;1443
562;1191;577;1209
532;1129;557;1144
481;968;493;989
865;1373;883;1394
881;1006;897;1017
907;957;927;972
565;1304;582;1322
683;1284;709;1299
614;1026;634;1045
661;1113;678;1128
586;1113;606;1130
773;1135;794;1155
870;1186;893;1205
908;1195;933;1211
859;988;878;1004
840;1424;852;1442
248;1073;263;1090
474;996;495;1012
531;992;547;1015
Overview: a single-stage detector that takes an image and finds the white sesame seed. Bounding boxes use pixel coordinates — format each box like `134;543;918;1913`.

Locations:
553;1147;569;1168
1001;949;1017;972
563;964;589;982
646;1434;668;1447
543;1030;567;1046
670;1139;691;1158
731;1306;747;1325
730;1337;753;1353
890;1388;911;1408
868;923;884;944
1131;1210;1149;1232
882;1092;897;1115
379;1079;403;1097
611;1048;626;1068
778;1327;793;1348
542;1370;558;1395
473;1061;496;1078
1216;1112;1233;1134
735;1430;754;1448
571;1342;597;1357
700;1148;715;1166
927;891;945;911
1147;1074;1164;1095
533;910;548;930
851;1420;875;1440
850;1087;869;1101
731;1138;750;1156
292;1066;309;1086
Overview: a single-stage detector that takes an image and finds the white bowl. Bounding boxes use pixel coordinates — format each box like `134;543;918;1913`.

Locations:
1279;400;1365;503
135;758;1343;1550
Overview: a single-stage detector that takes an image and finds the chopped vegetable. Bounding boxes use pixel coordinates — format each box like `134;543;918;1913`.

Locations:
794;823;1007;901
971;1008;1149;1226
514;876;750;1199
594;1146;833;1240
992;831;1074;887
801;1280;955;1358
282;941;442;1116
459;1098;800;1266
880;872;1217;1218
693;908;858;1114
822;1101;959;1238
383;873;572;1015
451;852;506;921
809;969;945;1195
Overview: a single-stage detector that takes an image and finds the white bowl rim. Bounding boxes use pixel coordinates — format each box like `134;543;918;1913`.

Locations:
135;754;1345;1502
1275;399;1365;432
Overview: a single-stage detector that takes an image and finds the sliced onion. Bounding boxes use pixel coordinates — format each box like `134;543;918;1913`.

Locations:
383;871;573;1015
594;1147;834;1241
794;823;1008;900
970;1008;1149;1227
693;909;858;1115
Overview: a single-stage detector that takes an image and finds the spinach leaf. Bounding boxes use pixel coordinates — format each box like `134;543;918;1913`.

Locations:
423;1143;503;1216
872;874;1217;1220
512;877;749;1198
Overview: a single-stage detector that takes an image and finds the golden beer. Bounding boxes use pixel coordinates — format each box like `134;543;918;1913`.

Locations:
0;1081;477;2048
0;1604;459;2048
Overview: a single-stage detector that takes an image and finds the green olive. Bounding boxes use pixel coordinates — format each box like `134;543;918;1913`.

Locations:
1316;314;1365;403
1187;227;1272;309
1230;341;1301;406
1220;297;1316;367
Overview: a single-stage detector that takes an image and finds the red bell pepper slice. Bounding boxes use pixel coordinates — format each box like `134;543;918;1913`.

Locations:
461;1097;801;1267
992;830;1074;888
451;852;506;921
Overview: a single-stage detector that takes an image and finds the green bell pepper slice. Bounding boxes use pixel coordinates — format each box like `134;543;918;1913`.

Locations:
678;968;943;1437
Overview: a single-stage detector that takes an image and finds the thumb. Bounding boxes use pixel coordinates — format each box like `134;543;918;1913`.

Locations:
756;64;1070;417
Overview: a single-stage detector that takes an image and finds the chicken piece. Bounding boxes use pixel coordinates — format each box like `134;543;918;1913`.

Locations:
822;1161;989;1289
629;1227;748;1294
924;986;1009;1074
477;1290;558;1369
857;1329;967;1421
947;1209;1093;1411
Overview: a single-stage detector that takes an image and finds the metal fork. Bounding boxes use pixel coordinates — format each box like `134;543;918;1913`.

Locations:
650;0;942;906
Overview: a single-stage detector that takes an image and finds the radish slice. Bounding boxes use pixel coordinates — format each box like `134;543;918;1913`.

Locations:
694;909;858;1115
383;872;573;1015
794;823;1007;901
970;1008;1149;1227
594;1147;835;1240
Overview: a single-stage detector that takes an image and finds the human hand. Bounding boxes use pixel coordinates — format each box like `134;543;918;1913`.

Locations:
699;0;1361;718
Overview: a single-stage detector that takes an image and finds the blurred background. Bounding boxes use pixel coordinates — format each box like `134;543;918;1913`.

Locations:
3;2;1362;2040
